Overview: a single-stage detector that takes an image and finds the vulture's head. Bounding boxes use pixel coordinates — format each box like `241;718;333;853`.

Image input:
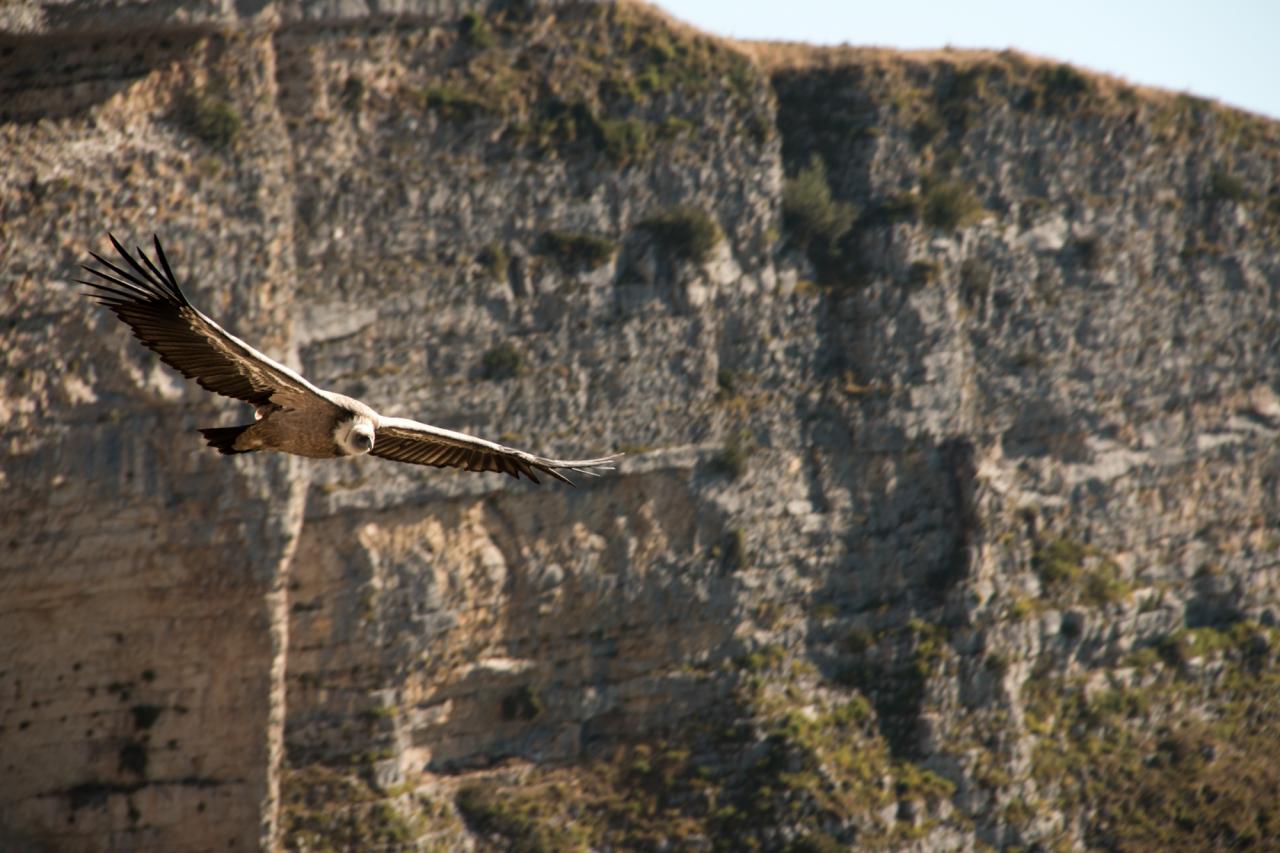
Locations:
337;418;376;456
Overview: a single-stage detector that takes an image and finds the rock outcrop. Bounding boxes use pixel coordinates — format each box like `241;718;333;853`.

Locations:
3;1;1279;850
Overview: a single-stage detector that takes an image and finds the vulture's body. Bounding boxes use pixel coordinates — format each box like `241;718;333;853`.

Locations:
80;235;620;484
198;391;376;460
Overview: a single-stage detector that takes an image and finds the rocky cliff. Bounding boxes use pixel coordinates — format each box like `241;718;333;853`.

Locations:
3;1;1280;850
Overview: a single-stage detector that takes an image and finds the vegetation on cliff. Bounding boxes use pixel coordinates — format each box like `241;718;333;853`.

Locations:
7;1;1280;851
299;1;769;170
272;5;1280;848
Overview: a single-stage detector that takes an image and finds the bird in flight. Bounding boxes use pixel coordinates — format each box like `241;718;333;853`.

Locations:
80;234;620;484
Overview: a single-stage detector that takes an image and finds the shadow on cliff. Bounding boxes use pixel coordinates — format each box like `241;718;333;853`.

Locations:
789;275;981;759
807;428;979;759
767;62;993;760
284;464;741;774
0;29;209;123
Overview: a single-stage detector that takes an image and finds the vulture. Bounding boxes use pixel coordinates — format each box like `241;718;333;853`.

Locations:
80;234;620;484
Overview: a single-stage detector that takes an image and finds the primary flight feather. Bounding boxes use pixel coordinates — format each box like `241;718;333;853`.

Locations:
80;234;620;485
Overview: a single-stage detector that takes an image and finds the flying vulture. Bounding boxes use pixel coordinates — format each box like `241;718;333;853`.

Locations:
80;234;620;484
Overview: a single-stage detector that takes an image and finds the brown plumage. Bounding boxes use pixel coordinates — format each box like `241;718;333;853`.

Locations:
80;234;620;485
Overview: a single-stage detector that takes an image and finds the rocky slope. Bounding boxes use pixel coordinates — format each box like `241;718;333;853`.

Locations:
3;1;1280;850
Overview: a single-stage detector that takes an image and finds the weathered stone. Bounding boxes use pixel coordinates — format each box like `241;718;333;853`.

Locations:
5;1;1280;850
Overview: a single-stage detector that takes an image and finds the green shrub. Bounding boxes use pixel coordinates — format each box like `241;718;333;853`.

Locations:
895;762;956;800
639;205;722;264
811;602;838;622
523;102;657;167
339;76;364;112
538;230;618;271
657;115;694;140
1007;596;1038;620
458;11;494;49
1032;538;1129;605
367;802;414;843
358;704;396;724
910;109;945;148
875;191;922;223
1020;63;1094;113
921;176;984;230
1208;166;1249;203
501;685;542;721
181;94;240;149
1082;560;1131;606
481;342;521;381
785;832;846;853
745;112;773;145
739;643;785;673
782;155;857;282
1040;64;1091;100
960;256;994;303
1267;191;1280;219
907;259;941;286
411;84;494;121
1032;537;1085;589
724;527;747;571
599;117;653;165
841;627;872;655
525;98;600;150
710;428;751;479
477;242;508;280
937;65;991;130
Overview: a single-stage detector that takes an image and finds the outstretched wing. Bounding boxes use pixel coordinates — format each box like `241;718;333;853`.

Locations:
80;234;332;412
371;417;621;484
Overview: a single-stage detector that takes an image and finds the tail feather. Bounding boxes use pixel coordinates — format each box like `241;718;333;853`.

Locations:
199;425;255;455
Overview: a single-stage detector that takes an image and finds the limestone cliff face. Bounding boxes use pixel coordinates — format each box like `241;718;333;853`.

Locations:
3;2;1280;851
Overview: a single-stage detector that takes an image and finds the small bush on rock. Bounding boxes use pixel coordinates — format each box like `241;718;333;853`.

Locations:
639;205;722;264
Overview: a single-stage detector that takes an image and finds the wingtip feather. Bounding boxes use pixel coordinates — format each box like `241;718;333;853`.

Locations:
152;234;183;301
107;232;129;259
83;234;191;308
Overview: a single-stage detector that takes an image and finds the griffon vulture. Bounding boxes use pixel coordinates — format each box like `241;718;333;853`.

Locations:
80;234;620;484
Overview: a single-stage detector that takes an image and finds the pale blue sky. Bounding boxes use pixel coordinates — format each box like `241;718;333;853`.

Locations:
657;1;1280;120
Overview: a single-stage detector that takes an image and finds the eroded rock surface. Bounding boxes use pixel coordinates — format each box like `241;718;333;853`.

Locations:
3;2;1280;850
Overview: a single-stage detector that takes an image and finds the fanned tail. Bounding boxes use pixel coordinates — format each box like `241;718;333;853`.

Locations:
199;425;254;455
